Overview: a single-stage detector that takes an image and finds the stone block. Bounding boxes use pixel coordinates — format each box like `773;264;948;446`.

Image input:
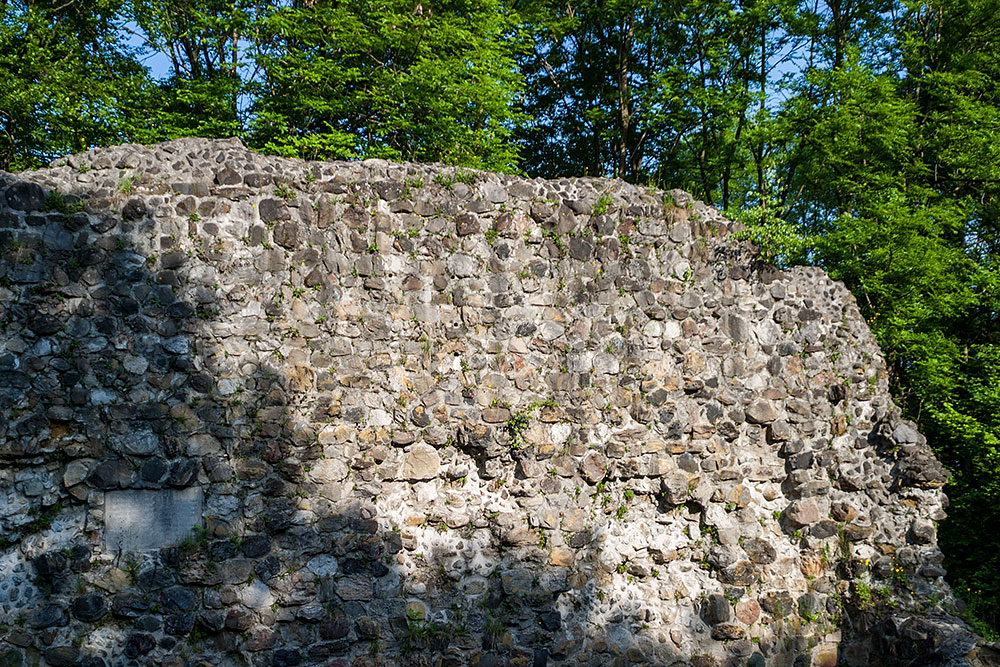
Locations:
104;487;204;553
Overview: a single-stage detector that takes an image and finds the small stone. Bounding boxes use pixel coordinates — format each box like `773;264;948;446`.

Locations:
239;580;275;609
797;592;822;619
124;633;156;659
481;407;510;423
30;604;68;629
785;499;821;528
357;616;380;639
122;198;147;221
455;213;479;236
402;444;440;480
711;623;746;641
759;591;794;616
272;648;302;667
745;401;779;424
548;548;574;567
5;181;45;210
831;501;858;522
537;609;561;631
123;355;149;374
893;423;920;444
33;552;67;577
538;321;565;341
721;314;750;342
215;168;242;185
168;458;200;487
700;594;730;625
909;518;936;544
112;593;150;618
767;420;793;441
161;587;197;612
88;458;132;489
336;573;372;601
71;592;107;622
273;221;299;248
164;612;195;635
735;599;761;625
743;538;776;564
198;610;227;632
259;199;289;223
121;428;159;456
410;405;432;427
721;560;758;586
446;253;477;277
579;451;608;484
319;615;350;640
225;608;254;631
44;647;81;667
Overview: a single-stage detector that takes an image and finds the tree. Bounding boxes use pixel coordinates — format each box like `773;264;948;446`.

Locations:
124;0;263;140
249;0;528;172
0;0;153;170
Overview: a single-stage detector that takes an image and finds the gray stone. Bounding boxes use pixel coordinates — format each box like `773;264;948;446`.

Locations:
89;458;133;489
893;423;920;444
401;444;440;480
104;487;204;552
701;594;731;625
455;213;479;236
259;198;289;222
745;401;779;424
6;182;46;210
721;314;750;342
121;198;147;221
239;580;275;609
30;604;68;629
118;428;159;456
71;593;107;622
63;459;94;488
909;518;936;544
784;499;821;528
579;451;608;484
336;573;372;601
446;253;477;277
43;647;80;667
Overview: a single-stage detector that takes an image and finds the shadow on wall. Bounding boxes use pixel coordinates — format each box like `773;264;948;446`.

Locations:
0;158;964;667
0;171;690;667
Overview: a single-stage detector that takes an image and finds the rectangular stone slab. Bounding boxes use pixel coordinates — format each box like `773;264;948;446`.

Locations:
104;487;204;553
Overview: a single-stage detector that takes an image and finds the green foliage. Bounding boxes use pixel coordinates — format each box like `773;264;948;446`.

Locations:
251;0;527;172
45;191;84;214
0;0;154;170
592;193;614;216
503;398;556;450
729;204;809;268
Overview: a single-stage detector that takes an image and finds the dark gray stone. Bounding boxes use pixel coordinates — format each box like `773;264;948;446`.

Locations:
259;198;289;222
164;612;195;635
161;586;197;612
112;593;150;618
30;604;68;629
121;198;147;221
71;592;107;622
124;633;156;659
6;182;45;210
43;647;80;667
701;594;730;625
215;168;242;185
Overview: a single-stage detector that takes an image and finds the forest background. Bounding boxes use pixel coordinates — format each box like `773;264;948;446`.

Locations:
2;0;998;638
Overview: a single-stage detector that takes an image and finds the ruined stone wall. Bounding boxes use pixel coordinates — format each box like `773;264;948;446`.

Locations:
0;138;987;667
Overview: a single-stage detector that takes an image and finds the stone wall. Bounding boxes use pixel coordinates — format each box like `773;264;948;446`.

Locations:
0;138;991;666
